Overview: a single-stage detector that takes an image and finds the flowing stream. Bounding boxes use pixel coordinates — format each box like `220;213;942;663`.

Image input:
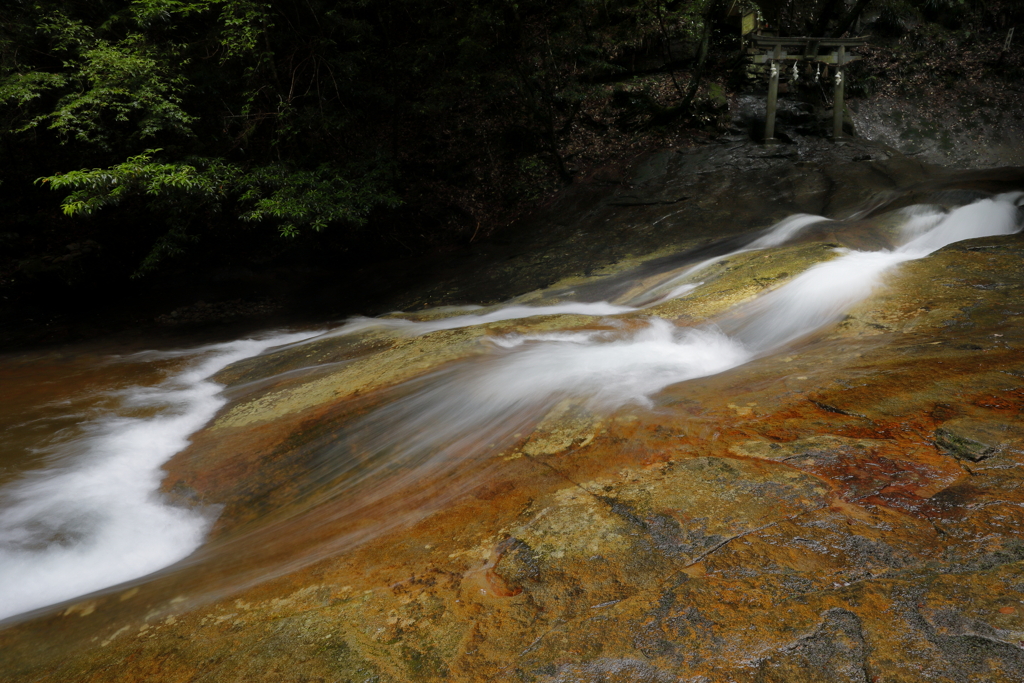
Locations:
1;190;1021;624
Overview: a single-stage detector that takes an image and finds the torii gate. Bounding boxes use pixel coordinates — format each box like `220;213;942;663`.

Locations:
750;35;869;142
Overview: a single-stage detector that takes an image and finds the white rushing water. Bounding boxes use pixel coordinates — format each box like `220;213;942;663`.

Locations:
1;192;1020;623
316;192;1022;489
726;193;1022;349
0;332;315;622
291;192;1023;536
624;213;832;306
332;319;750;476
320;301;636;339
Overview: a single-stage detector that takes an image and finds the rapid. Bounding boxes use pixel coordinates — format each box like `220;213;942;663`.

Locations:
1;188;1021;625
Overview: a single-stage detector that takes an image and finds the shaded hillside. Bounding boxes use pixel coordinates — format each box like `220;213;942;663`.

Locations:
1;0;1022;349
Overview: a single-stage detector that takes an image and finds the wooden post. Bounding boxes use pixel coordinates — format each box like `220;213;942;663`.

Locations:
750;35;867;143
833;45;845;140
765;44;781;142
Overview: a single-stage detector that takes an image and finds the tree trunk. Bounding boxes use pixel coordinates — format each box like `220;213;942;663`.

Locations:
812;0;843;37
679;0;717;111
653;0;685;98
832;0;872;37
648;0;718;127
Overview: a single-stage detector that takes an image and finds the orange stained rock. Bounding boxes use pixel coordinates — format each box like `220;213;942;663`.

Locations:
4;170;1024;681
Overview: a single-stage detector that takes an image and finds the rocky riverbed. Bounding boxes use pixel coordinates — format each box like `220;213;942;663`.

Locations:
2;135;1024;682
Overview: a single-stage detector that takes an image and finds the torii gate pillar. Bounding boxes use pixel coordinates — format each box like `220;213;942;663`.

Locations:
833;45;846;140
751;36;868;143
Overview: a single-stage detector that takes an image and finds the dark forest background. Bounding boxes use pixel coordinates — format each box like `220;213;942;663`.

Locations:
2;0;1022;338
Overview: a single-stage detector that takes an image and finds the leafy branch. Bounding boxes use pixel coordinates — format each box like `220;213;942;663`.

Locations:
37;148;402;271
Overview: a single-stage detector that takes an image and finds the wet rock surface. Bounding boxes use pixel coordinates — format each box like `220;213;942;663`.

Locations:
855;95;1024;171
359;134;943;315
3;145;1024;682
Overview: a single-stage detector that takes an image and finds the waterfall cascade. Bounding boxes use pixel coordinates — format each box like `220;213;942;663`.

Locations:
1;191;1021;624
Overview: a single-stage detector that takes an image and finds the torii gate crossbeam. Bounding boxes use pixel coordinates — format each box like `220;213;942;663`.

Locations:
750;35;869;142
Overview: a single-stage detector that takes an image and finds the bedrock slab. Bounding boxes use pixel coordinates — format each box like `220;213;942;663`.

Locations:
2;163;1024;683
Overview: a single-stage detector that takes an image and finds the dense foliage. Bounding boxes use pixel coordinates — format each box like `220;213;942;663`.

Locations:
1;0;1021;291
0;0;724;278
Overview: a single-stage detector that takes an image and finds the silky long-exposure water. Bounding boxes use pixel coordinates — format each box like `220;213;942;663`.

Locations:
0;190;1021;626
0;334;318;621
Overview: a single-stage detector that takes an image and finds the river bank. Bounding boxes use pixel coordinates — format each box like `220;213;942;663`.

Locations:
0;132;953;354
